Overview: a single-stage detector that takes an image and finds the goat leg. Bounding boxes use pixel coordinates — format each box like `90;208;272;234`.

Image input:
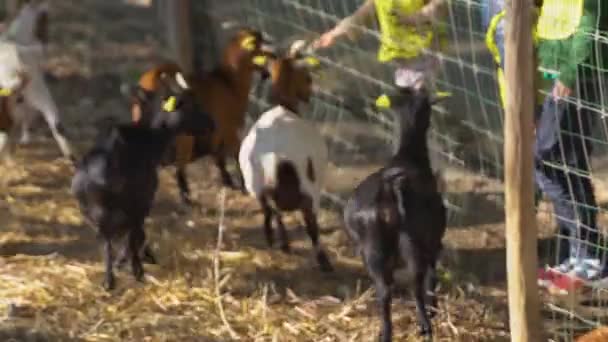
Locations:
425;264;439;319
27;88;74;160
103;239;116;290
115;242;157;269
414;267;433;338
175;167;194;206
302;202;333;272
235;158;247;194
214;154;236;189
366;254;393;342
141;244;157;264
260;197;274;248
115;244;128;269
274;211;291;253
128;227;146;282
0;126;18;164
49;121;74;161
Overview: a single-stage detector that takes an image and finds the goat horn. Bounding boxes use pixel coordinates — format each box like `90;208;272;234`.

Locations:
175;72;189;90
288;39;310;58
221;20;240;30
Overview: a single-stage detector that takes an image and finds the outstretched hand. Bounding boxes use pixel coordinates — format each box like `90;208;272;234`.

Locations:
553;81;572;100
312;29;339;50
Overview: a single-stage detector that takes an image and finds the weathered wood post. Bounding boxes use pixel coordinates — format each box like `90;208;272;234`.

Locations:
165;0;193;74
504;0;542;341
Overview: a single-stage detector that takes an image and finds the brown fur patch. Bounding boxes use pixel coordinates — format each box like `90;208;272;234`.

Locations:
576;327;608;342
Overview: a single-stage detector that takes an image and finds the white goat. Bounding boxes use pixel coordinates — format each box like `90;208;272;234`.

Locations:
0;1;73;159
239;42;333;272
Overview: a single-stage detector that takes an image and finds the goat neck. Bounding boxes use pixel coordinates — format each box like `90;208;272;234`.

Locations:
393;114;431;168
277;97;300;114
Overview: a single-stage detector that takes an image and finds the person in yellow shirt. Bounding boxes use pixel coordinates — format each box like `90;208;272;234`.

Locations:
313;0;446;91
313;0;446;159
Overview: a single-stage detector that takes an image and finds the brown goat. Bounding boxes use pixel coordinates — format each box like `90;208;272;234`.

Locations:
577;326;608;342
131;27;273;205
267;55;314;112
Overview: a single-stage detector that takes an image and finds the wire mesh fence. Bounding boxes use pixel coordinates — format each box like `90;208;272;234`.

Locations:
193;0;608;339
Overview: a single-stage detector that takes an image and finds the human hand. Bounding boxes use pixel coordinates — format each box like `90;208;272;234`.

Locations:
312;29;339;50
552;80;572;100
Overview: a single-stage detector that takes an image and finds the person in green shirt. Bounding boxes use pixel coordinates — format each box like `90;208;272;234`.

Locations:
534;0;608;289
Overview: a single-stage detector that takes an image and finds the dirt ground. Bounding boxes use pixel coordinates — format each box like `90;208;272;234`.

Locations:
1;1;607;341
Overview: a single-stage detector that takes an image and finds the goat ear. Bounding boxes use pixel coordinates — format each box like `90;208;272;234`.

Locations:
374;94;392;110
294;56;321;70
221;20;240;30
252;54;269;67
175;72;189;90
429;90;452;105
162;96;178;112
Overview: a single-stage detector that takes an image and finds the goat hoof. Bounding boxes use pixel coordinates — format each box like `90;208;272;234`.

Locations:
418;326;433;339
221;177;235;189
427;307;438;319
317;252;334;273
132;268;144;283
378;333;391;342
280;244;291;253
103;276;116;291
115;257;128;269
142;248;157;265
18;134;31;145
181;195;194;207
69;156;78;167
264;234;274;248
131;261;145;282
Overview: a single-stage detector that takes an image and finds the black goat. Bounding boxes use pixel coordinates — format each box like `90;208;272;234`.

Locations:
71;73;214;290
343;87;447;341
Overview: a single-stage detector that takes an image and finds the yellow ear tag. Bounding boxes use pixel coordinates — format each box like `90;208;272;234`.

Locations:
435;90;452;99
0;88;12;97
162;96;177;112
375;94;391;109
241;35;256;51
305;56;320;67
252;55;267;66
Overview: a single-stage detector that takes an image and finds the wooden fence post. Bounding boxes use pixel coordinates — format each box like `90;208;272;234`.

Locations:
5;0;19;19
165;0;193;74
504;0;542;341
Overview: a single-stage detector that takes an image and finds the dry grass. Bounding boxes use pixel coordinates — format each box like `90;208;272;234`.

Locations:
0;145;512;341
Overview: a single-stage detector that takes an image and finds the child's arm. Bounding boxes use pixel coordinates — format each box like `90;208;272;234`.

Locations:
313;0;375;49
334;0;376;40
